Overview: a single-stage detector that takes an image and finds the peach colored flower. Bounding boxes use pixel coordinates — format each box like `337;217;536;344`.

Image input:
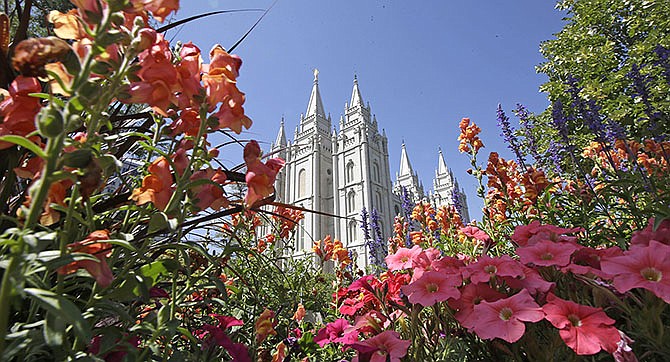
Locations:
47;9;87;40
255;308;277;343
190;167;229;211
292;303;306;322
130;157;175;211
0;76;42;149
57;230;114;287
243;140;285;207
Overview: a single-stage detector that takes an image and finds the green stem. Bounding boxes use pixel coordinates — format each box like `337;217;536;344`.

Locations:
0;256;19;354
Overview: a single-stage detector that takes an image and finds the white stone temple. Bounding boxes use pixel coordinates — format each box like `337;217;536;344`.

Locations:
270;71;469;269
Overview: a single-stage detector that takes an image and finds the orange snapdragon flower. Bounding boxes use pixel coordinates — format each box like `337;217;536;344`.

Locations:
0;76;42;149
57;230;114;288
457;118;484;154
255;308;277;343
521;167;549;203
189;167;229;211
243;140;285;207
134;0;180;23
204;45;252;134
131;156;175;211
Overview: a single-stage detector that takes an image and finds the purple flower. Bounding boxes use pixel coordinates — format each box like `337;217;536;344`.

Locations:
367;208;387;269
515;104;541;163
451;188;463;216
654;45;670;84
401;187;414;247
360;207;371;243
497;104;527;169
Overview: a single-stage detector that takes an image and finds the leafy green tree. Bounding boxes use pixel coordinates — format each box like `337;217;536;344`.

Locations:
537;0;670;143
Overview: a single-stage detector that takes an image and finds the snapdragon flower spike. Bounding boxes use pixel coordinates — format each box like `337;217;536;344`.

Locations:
497;103;527;169
243;140;285;207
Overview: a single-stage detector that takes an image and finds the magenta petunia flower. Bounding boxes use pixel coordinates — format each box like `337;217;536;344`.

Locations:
470;289;544;343
400;271;461;307
464;255;525;284
351;330;411;362
385;245;422;271
543;294;620;355
313;318;359;347
517;239;580;267
601;240;670;303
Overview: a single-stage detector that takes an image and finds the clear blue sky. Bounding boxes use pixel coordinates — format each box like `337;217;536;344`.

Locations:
170;1;567;221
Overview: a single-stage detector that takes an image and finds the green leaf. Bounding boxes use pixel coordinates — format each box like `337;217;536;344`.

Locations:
43;311;65;346
24;288;92;342
0;135;47;159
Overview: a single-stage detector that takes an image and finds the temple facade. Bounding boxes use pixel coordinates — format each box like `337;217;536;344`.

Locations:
270;71;469;269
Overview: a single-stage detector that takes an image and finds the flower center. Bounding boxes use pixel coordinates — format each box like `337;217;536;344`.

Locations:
484;265;497;274
426;282;439;293
499;307;513;321
567;314;582;327
400;256;409;263
540;252;554;260
641;267;662;282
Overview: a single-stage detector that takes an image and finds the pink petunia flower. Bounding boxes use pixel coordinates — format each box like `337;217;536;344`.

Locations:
314;318;359;347
601;240;670;303
563;246;623;279
411;248;464;281
400;271;461;307
503;264;555;295
385;245;422;271
517;239;580;267
470;289;544;343
464;255;525;284
630;217;670;247
543;294;620;355
460;225;491;243
450;282;506;328
512;221;583;247
351;330;411;362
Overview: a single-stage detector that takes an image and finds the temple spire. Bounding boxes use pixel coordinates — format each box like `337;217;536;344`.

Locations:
350;75;364;108
275;117;287;147
437;147;448;174
398;142;414;176
305;68;326;118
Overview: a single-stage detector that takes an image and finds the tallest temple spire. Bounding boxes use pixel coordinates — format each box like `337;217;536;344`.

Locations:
305;68;326;118
350;74;364;108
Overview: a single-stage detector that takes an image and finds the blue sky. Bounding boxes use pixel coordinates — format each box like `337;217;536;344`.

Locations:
171;1;567;221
